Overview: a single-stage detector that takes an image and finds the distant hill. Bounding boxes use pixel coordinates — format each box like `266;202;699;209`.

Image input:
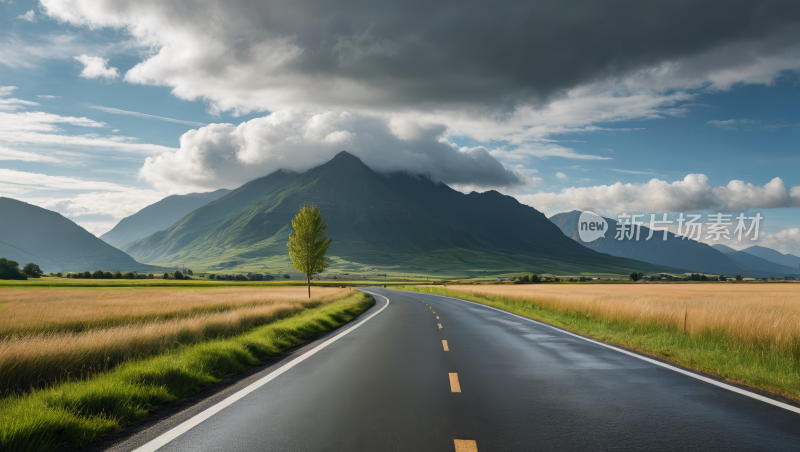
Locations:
100;189;230;249
550;210;800;278
711;244;800;275
741;245;800;269
122;151;681;277
0;197;156;274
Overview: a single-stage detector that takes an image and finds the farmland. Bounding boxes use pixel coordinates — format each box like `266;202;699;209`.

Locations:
0;285;357;396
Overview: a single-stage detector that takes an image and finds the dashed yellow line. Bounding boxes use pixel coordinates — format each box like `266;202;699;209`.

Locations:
436;316;439;319
449;373;461;392
454;439;477;451
442;340;449;351
438;323;442;329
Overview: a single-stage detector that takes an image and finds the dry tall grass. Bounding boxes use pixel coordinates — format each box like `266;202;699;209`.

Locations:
0;287;351;395
447;284;800;354
0;287;346;335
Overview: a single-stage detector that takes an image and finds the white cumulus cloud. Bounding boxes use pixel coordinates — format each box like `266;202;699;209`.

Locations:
74;54;119;80
518;174;800;215
139;110;523;192
758;228;800;257
17;10;36;22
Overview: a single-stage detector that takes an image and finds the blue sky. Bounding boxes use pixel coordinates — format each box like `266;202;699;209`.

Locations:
1;0;799;254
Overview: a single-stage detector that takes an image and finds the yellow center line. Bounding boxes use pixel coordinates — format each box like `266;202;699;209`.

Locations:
442;340;449;351
449;373;461;392
454;439;478;451
438;323;442;329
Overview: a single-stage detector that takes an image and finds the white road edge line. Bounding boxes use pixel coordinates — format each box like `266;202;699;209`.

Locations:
417;291;800;415
133;292;390;452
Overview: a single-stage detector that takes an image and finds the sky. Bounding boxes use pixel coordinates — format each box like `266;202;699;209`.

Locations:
1;0;799;255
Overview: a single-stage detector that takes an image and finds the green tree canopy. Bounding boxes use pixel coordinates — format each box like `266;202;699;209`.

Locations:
287;204;332;298
22;263;43;278
0;258;26;280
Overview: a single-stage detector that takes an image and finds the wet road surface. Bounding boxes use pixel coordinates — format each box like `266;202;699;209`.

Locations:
130;288;800;451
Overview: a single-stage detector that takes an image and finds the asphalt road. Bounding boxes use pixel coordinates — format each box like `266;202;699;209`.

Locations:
126;288;800;451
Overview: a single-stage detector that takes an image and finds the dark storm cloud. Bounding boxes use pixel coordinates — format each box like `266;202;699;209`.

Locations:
45;0;800;113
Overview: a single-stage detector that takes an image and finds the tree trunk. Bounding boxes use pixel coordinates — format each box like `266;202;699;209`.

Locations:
307;275;311;298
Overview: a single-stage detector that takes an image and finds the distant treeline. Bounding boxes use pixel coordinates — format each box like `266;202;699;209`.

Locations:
0;258;42;280
204;273;289;281
64;270;156;279
63;269;195;280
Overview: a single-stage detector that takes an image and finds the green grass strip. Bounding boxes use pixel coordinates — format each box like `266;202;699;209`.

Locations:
0;292;374;452
398;286;800;403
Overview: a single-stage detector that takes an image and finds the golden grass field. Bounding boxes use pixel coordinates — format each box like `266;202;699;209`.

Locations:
447;283;800;353
0;286;351;395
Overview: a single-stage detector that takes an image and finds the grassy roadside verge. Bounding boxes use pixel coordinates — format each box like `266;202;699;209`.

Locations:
0;292;374;452
398;286;800;403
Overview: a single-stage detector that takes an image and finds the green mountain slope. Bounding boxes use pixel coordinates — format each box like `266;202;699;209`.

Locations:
0;197;155;274
125;152;683;277
100;189;230;249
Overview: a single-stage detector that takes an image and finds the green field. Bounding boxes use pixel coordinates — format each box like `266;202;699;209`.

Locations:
0;288;373;451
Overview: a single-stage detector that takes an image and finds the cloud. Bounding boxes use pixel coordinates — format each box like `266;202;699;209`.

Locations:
555;172;569;181
0;130;174;154
36;0;800;184
0;168;130;193
139;110;522;192
491;144;612;161
37;95;60;99
0;111;105;133
0;146;62;163
612;168;665;176
74;54;119;80
518;174;800;214
34;189;166;220
0;110;172;155
40;0;800;117
0;86;40;112
17;10;36;22
707;119;759;130
88;105;206;126
758;228;800;256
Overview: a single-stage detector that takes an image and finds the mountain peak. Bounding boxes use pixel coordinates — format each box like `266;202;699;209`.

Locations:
331;150;360;162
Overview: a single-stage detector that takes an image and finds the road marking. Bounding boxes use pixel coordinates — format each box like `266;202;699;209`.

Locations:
417;292;800;416
442;340;449;351
454;439;478;451
132;292;391;452
437;316;439;319
433;311;436;313
438;323;442;329
449;373;461;392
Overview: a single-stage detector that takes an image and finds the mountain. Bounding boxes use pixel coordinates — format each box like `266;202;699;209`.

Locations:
122;151;682;277
100;189;230;249
712;244;800;275
550;210;800;278
741;245;800;269
0;197;156;274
